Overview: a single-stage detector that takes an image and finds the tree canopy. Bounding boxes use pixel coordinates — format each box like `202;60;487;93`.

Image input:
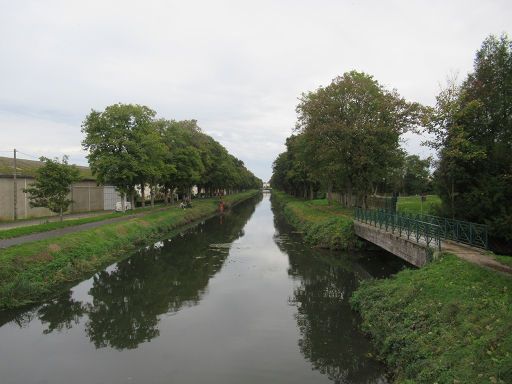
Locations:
272;71;423;205
82;104;261;205
23;156;81;220
426;34;512;246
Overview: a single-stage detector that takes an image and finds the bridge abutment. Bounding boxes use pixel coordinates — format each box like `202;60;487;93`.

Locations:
354;222;436;267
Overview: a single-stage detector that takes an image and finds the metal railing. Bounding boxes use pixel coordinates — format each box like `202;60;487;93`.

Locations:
399;212;488;249
354;208;442;250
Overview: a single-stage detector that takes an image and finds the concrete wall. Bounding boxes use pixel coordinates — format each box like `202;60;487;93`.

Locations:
0;176;104;220
70;182;104;212
354;221;433;267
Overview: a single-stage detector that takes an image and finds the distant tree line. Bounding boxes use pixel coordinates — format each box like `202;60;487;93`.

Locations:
82;104;261;208
272;34;511;248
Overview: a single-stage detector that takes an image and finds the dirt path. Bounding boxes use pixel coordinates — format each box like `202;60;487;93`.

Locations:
442;240;512;275
0;208;172;249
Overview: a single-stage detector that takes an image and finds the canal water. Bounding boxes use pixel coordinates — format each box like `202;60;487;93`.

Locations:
0;193;405;384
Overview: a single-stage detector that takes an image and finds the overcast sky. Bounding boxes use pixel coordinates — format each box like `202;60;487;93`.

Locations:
0;0;510;181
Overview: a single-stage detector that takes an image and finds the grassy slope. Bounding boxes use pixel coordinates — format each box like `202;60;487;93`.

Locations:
0;191;258;309
397;194;441;215
272;191;362;250
0;212;125;239
0;204;172;239
351;253;512;384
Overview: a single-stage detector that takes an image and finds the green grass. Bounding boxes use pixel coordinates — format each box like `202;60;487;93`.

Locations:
0;212;125;239
351;253;512;384
397;194;441;215
272;191;362;250
0;203;174;239
0;190;259;309
494;254;512;268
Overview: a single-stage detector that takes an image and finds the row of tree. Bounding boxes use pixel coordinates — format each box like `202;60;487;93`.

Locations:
82;104;261;208
271;34;511;247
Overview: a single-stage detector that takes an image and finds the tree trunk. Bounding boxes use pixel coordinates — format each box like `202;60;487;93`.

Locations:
141;183;145;208
150;184;155;208
451;177;455;219
60;207;63;222
120;192;126;212
327;182;333;205
130;192;135;210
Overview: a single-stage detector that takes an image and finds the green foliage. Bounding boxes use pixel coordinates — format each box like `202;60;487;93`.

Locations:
351;254;512;383
401;155;432;195
23;156;81;218
81;103;156;197
272;191;363;250
0;191;259;309
426;34;512;246
83;111;262;203
272;71;422;203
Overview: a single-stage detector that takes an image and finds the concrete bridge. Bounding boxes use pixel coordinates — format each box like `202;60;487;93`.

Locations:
354;221;437;267
353;208;489;268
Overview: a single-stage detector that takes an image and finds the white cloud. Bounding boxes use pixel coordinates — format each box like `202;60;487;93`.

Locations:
1;0;511;180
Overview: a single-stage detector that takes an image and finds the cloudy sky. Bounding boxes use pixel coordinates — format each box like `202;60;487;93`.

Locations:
0;0;510;180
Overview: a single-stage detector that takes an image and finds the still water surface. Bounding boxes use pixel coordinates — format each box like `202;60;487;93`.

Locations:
0;194;405;384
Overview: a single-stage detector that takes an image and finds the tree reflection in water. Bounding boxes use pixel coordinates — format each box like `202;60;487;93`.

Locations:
1;196;259;351
38;292;86;334
272;202;388;384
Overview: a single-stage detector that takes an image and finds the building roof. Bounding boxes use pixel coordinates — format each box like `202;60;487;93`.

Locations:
0;156;95;180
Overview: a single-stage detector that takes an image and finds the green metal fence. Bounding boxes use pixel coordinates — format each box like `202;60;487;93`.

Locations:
354;207;441;250
354;208;489;250
400;212;488;249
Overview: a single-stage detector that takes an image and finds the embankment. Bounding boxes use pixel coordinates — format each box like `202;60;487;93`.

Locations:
271;191;363;250
0;190;259;309
351;253;512;384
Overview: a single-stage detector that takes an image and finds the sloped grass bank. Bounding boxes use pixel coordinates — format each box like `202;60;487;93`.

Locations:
272;191;363;250
351;253;512;384
0;191;259;309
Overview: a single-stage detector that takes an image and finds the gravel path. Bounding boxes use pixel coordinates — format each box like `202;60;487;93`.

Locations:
442;240;512;275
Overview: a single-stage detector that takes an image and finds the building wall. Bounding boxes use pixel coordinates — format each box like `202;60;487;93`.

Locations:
0;176;105;220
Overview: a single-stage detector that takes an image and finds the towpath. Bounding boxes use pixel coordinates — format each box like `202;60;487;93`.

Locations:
442;241;512;275
0;207;172;249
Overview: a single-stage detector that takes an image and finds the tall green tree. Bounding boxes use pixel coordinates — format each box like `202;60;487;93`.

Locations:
295;71;422;206
401;155;432;195
81;103;158;209
427;34;512;247
24;156;80;221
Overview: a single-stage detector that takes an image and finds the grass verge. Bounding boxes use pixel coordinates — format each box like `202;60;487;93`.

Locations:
350;253;512;384
0;190;259;309
0;204;173;239
272;191;363;250
0;212;125;239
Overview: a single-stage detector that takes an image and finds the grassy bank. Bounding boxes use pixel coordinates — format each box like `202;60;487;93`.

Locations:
0;204;172;240
0;190;259;309
351;253;512;383
272;191;362;250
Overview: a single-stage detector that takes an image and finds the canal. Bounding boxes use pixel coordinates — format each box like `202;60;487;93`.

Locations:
0;193;405;383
